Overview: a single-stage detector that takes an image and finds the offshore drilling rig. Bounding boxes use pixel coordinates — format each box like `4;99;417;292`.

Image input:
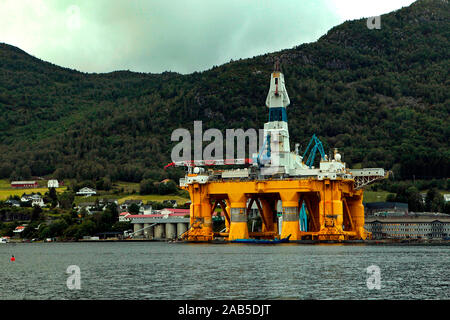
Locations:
167;60;386;242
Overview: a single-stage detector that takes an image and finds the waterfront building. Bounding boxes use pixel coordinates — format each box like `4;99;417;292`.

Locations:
119;212;131;222
365;214;450;240
128;208;190;240
159;208;189;216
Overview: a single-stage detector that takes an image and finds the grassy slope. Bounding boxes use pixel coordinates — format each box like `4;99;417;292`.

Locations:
0;178;67;200
73;194;189;205
362;191;392;203
0;179;189;204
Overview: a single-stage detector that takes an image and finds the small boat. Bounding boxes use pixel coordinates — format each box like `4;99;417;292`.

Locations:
231;235;291;244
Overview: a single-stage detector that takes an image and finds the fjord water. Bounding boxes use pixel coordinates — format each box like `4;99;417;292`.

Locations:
0;242;448;300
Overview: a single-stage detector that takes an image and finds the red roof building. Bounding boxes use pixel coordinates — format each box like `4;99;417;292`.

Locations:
11;181;38;188
161;208;190;215
13;226;26;233
119;212;131;222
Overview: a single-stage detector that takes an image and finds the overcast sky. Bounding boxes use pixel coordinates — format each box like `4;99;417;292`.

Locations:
0;0;416;74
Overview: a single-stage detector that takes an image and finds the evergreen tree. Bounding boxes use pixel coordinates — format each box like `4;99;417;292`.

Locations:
31;205;42;221
48;187;58;208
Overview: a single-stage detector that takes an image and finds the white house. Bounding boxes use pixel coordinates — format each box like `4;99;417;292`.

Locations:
21;194;33;202
32;197;45;207
13;225;26;234
21;194;45;207
139;205;153;215
47;179;59;188
119;212;131;222
76;187;97;197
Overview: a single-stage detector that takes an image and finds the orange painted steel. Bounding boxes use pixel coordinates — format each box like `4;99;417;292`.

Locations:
182;177;370;242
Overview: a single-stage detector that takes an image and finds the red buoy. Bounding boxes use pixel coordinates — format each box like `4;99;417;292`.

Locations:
10;255;15;262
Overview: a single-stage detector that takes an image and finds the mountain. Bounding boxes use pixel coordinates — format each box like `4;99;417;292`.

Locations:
0;0;448;183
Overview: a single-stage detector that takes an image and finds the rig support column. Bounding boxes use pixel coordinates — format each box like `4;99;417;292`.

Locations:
347;193;368;240
228;193;248;241
186;183;214;241
318;181;345;240
280;191;300;240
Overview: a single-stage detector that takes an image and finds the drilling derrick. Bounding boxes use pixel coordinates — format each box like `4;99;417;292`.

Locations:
171;59;387;242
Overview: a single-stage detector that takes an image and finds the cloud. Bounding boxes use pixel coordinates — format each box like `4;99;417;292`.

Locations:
0;0;416;74
327;0;416;21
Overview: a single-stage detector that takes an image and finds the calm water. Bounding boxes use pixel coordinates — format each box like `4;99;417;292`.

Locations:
0;242;448;300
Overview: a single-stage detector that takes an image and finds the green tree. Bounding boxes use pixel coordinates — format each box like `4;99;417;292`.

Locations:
425;188;444;212
76;220;96;238
48;187;58;208
22;221;40;239
140;179;156;195
128;203;140;214
406;186;424;212
157;180;177;195
58;191;75;210
79;207;89;218
61;212;74;226
31;205;42;221
386;194;396;202
105;202;119;221
64;224;81;239
39;219;68;239
444;202;450;215
96;177;112;191
112;221;132;233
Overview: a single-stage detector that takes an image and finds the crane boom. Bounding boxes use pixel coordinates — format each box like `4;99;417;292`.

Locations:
302;134;327;168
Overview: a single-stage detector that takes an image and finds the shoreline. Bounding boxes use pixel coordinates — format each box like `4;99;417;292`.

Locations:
4;239;450;246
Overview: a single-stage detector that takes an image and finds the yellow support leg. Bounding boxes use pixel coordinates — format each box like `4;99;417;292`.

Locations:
228;193;248;241
280;191;301;240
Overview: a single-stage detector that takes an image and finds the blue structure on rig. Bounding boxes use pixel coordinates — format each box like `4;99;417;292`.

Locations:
299;203;308;231
302;134;327;168
298;134;328;231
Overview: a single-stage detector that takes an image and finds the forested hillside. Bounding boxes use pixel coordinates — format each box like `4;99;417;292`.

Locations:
0;0;448;183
